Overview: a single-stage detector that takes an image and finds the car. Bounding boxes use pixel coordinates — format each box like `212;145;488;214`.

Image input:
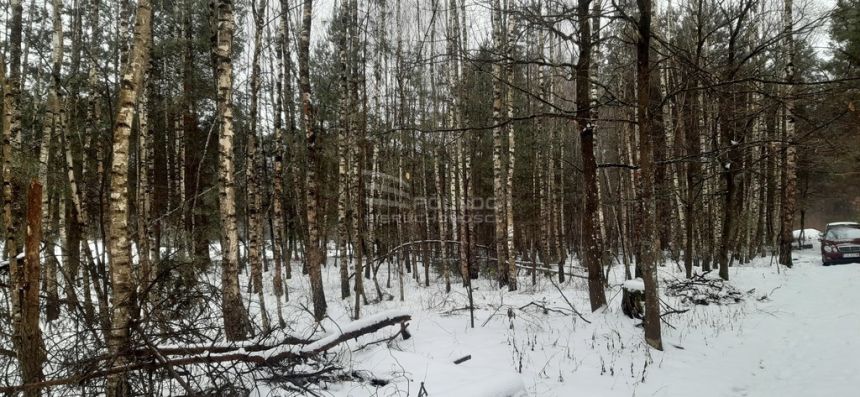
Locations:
821;222;860;266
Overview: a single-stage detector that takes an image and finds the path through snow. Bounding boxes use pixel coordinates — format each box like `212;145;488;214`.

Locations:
639;249;860;397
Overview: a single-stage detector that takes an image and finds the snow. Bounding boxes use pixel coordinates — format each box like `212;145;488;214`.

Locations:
638;250;860;396
0;252;25;266
13;239;860;396
296;243;860;397
793;228;821;240
622;278;645;291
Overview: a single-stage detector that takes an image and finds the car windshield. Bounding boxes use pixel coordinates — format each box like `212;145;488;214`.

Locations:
825;226;860;241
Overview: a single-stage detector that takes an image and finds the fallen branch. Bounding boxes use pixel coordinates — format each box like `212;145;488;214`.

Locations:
665;273;748;305
480;304;504;327
661;308;690;318
353;321;411;352
550;279;591;324
518;301;570;316
442;306;480;316
0;312;412;394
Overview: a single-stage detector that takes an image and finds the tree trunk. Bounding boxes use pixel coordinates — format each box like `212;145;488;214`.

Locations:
435;152;451;292
40;0;65;322
211;0;251;341
137;71;153;305
577;0;607;311
183;0;210;271
106;1;153;394
491;0;508;288
683;74;701;279
779;0;797;268
336;0;352;300
247;0;270;333
348;0;366;318
504;0;518;292
65;194;83;314
299;0;328;322
21;181;46;396
3;2;24;371
271;1;289;323
635;0;663;351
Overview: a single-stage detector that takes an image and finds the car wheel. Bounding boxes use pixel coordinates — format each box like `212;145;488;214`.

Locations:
823;262;832;267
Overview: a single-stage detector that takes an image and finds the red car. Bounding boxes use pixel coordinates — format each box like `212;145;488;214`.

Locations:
821;222;860;266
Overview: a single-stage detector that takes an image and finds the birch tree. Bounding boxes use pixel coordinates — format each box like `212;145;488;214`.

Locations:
247;0;271;332
211;0;252;340
491;0;509;288
779;0;798;268
336;0;352;300
106;0;153;394
299;0;328;322
3;0;23;340
40;0;64;321
271;0;291;325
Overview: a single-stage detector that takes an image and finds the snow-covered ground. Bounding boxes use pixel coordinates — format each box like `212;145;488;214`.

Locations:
638;249;860;397
19;239;860;396
243;242;860;397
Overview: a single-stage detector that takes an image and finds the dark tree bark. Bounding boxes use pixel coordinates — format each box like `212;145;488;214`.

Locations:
299;0;328;322
22;182;46;394
576;0;608;312
3;3;25;378
635;0;663;351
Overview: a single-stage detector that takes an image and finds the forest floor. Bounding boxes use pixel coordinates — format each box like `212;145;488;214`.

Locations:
240;240;860;397
31;240;855;396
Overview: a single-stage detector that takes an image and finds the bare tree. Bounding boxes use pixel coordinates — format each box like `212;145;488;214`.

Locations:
40;0;65;321
3;0;24;364
106;0;153;394
635;0;663;351
577;0;607;311
504;0;517;292
779;0;798;268
211;0;252;340
22;181;46;396
299;0;328;322
248;0;271;332
491;0;509;288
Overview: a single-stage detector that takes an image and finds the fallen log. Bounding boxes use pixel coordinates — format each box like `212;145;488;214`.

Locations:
514;263;589;280
453;355;471;364
0;311;412;394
